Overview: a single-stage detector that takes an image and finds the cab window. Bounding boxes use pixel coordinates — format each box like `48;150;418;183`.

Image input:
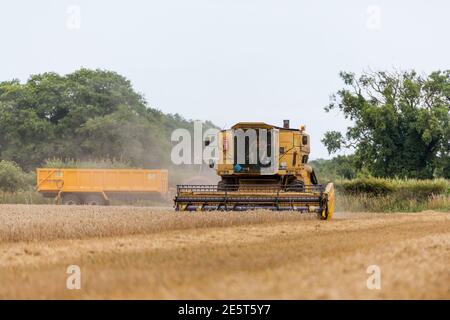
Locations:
302;136;308;145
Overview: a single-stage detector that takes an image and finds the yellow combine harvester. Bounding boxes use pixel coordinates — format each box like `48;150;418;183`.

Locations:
174;120;335;220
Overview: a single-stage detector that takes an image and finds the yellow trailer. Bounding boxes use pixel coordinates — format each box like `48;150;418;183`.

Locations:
36;168;169;205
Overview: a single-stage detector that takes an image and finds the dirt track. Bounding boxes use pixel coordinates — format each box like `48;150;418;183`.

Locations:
0;205;448;299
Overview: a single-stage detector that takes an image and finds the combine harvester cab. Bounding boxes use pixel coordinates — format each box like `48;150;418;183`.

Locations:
174;120;335;220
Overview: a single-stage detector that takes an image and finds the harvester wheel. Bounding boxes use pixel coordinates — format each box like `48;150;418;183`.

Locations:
62;194;81;205
83;194;106;206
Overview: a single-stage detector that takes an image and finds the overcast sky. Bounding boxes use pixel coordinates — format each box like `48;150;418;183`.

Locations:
1;0;448;158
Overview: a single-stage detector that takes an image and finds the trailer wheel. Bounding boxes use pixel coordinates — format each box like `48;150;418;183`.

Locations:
84;194;106;206
62;194;81;205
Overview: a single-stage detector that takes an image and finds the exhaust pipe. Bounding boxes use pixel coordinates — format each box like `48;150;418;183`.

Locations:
283;120;290;129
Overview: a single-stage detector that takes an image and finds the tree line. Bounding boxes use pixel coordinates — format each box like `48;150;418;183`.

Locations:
322;70;449;179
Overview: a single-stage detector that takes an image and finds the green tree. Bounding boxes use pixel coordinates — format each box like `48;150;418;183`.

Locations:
322;70;450;179
310;155;357;182
0;160;27;192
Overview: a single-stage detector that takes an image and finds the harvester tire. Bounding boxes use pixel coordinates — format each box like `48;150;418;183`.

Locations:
62;194;81;205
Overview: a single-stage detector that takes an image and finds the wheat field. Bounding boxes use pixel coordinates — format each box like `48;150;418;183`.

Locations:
0;204;449;299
